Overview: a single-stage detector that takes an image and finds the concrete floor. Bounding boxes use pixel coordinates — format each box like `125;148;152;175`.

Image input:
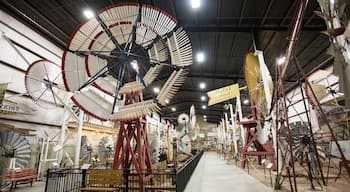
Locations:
2;181;45;192
4;152;273;192
185;152;273;192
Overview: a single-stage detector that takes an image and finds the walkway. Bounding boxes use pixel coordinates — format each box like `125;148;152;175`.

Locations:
184;152;273;192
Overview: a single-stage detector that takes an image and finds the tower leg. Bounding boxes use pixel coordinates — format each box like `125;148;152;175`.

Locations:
113;92;153;191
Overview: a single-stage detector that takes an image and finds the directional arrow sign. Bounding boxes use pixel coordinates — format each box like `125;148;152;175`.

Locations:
207;83;240;106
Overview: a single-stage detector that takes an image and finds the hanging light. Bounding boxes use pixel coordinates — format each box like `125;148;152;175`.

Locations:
83;9;94;19
191;0;201;9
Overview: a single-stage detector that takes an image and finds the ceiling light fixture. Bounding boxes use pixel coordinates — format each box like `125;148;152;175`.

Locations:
130;60;139;71
243;99;249;105
171;107;176;112
203;115;207;118
199;82;206;89
277;56;286;66
191;0;201;9
153;87;160;93
201;95;206;101
83;9;94;19
202;105;207;109
196;52;205;62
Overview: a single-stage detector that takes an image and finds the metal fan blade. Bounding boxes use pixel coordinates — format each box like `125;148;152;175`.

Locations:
148;39;169;62
166;27;193;67
96;15;122;51
72;87;115;121
112;100;159;121
157;69;188;106
124;3;142;51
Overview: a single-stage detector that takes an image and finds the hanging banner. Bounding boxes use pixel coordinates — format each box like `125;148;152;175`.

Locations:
207;83;240;106
0;99;36;115
0;83;8;104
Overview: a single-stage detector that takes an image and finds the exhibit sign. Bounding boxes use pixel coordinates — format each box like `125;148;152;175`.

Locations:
207;83;240;106
0;83;8;104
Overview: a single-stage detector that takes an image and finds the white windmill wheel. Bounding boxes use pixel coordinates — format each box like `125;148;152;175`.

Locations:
0;131;31;168
25;60;66;108
189;105;196;130
62;3;193;121
178;113;190;131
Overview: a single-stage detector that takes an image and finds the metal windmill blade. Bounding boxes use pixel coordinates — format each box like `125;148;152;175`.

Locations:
166;27;193;67
25;60;67;108
0;131;31;168
112;99;160;121
62;3;192;121
157;69;188;106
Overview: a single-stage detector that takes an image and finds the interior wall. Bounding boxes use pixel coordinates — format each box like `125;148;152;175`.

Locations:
0;9;64;126
0;10;76;176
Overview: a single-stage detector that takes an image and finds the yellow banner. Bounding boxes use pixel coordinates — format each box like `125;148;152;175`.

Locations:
207;84;240;106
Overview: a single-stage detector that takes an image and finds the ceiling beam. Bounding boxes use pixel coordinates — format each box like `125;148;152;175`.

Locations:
0;0;67;49
183;25;325;32
22;0;70;40
238;0;247;25
261;0;275;25
189;72;244;80
157;72;244;81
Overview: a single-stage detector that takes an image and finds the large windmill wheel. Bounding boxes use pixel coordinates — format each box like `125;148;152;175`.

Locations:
0;131;31;168
244;52;273;117
62;3;192;121
279;121;327;188
25;60;67;108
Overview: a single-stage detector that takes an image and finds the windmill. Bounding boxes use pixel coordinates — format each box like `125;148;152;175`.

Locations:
61;3;192;189
240;52;275;170
0;131;31;169
271;0;350;190
177;113;192;160
25;59;86;168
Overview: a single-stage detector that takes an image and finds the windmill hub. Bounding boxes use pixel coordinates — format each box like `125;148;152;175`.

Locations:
107;44;150;79
3;144;15;158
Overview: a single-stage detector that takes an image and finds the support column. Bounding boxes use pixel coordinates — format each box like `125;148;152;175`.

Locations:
229;104;238;156
74;109;84;168
58;107;69;164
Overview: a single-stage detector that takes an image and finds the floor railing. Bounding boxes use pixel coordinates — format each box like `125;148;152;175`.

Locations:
45;168;85;192
176;151;204;192
45;151;203;192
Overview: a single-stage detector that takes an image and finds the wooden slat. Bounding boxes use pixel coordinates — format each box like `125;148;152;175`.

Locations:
88;169;123;185
5;168;36;182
